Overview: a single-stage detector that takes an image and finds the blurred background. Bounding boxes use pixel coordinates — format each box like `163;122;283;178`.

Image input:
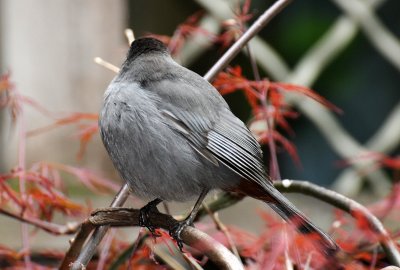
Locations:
0;0;399;252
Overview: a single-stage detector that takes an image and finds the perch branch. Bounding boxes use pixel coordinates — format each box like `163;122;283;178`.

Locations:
88;207;244;270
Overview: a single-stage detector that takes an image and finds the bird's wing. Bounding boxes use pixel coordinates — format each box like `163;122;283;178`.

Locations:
205;110;267;183
150;74;268;186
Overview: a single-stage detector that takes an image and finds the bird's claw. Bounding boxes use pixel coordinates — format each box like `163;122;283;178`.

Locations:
169;219;193;251
139;203;161;237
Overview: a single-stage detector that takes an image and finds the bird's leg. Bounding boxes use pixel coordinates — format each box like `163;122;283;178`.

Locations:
169;189;209;251
139;198;163;236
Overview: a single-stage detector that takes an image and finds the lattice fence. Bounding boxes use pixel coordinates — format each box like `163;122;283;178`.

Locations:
184;0;400;197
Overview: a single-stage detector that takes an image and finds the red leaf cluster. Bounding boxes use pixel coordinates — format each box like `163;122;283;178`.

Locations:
206;208;398;269
148;0;255;56
0;72;51;122
27;112;100;159
216;0;254;48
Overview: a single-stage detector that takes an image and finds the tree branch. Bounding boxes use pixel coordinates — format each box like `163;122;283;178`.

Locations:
65;208;244;270
204;0;292;81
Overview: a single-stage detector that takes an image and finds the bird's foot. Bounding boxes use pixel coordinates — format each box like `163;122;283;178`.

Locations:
139;199;162;237
169;218;194;251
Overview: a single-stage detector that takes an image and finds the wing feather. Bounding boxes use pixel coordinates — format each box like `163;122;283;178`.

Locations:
161;106;267;186
207;129;267;183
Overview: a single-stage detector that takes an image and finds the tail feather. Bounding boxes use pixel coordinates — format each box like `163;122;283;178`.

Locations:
267;189;339;257
227;179;340;257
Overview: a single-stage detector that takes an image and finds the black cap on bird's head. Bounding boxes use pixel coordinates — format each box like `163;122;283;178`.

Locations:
126;37;169;63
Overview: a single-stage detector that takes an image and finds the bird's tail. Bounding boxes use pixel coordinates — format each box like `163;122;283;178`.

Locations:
266;192;339;257
230;180;339;257
268;200;339;257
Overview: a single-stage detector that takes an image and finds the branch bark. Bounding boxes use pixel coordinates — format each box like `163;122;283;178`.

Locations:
62;207;244;270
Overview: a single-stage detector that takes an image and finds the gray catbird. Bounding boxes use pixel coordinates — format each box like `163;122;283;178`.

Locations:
99;37;339;256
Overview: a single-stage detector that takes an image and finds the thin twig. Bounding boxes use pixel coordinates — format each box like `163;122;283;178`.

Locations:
96;228;117;270
182;252;204;270
196;192;244;220
260;89;281;180
94;57;120;73
146;240;187;270
245;44;261;82
0;208;79;235
60;221;96;270
126;229;146;270
244;30;281;180
204;0;292;81
125;28;135;45
202;203;242;261
15;89;33;270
